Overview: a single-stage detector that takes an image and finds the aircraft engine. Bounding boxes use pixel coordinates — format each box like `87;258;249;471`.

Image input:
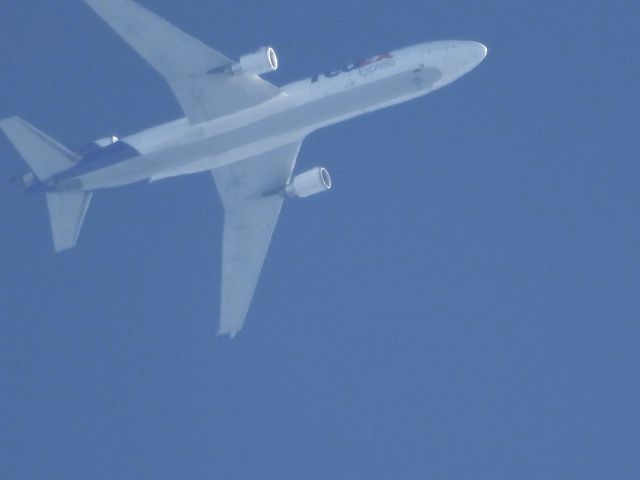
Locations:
232;47;278;76
285;167;332;198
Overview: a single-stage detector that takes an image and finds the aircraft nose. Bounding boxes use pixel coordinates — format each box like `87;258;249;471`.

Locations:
422;40;488;70
460;41;488;67
439;41;487;71
422;40;487;86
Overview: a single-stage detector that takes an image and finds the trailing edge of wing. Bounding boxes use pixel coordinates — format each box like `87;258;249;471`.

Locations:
84;0;279;124
212;142;303;336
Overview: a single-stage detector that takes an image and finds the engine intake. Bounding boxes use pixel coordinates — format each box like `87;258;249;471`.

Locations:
286;167;332;198
232;47;278;76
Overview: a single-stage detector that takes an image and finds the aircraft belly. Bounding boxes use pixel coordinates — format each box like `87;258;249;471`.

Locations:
72;68;435;190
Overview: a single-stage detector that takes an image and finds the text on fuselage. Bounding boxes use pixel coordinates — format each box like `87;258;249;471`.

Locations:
310;53;395;83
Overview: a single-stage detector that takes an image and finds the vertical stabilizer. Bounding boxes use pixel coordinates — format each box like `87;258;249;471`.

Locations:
46;192;93;252
0;116;78;180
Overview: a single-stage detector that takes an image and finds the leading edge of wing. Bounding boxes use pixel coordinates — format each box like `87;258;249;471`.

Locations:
83;0;279;123
212;142;303;337
84;0;231;77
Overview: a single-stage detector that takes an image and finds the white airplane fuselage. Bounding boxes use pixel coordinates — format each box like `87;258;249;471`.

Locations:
51;41;486;192
0;0;489;335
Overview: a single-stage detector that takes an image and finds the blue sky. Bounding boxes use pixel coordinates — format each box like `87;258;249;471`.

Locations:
1;0;639;478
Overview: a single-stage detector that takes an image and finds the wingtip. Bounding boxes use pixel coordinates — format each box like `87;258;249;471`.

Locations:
0;116;19;130
217;328;239;339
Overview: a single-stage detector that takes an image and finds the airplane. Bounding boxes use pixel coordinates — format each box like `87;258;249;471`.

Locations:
0;0;487;337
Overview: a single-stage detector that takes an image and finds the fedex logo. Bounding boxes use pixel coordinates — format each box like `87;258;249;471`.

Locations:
311;53;395;83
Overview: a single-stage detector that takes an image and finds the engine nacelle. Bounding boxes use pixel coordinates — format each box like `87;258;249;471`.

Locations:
94;135;119;147
19;171;37;188
232;47;278;76
285;167;332;198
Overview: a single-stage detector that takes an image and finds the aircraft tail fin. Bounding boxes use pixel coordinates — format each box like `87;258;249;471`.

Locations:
45;191;93;252
1;117;89;251
0;116;78;181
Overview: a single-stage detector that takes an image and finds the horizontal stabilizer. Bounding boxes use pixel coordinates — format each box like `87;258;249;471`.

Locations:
46;192;93;252
0;117;78;180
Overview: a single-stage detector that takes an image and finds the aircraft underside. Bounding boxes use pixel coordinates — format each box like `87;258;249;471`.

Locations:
0;0;486;336
63;65;444;192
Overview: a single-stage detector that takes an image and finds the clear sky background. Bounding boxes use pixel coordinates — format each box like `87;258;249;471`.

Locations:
1;0;639;478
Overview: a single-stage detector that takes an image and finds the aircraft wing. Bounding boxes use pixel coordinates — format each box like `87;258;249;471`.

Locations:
84;0;279;124
212;142;302;336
